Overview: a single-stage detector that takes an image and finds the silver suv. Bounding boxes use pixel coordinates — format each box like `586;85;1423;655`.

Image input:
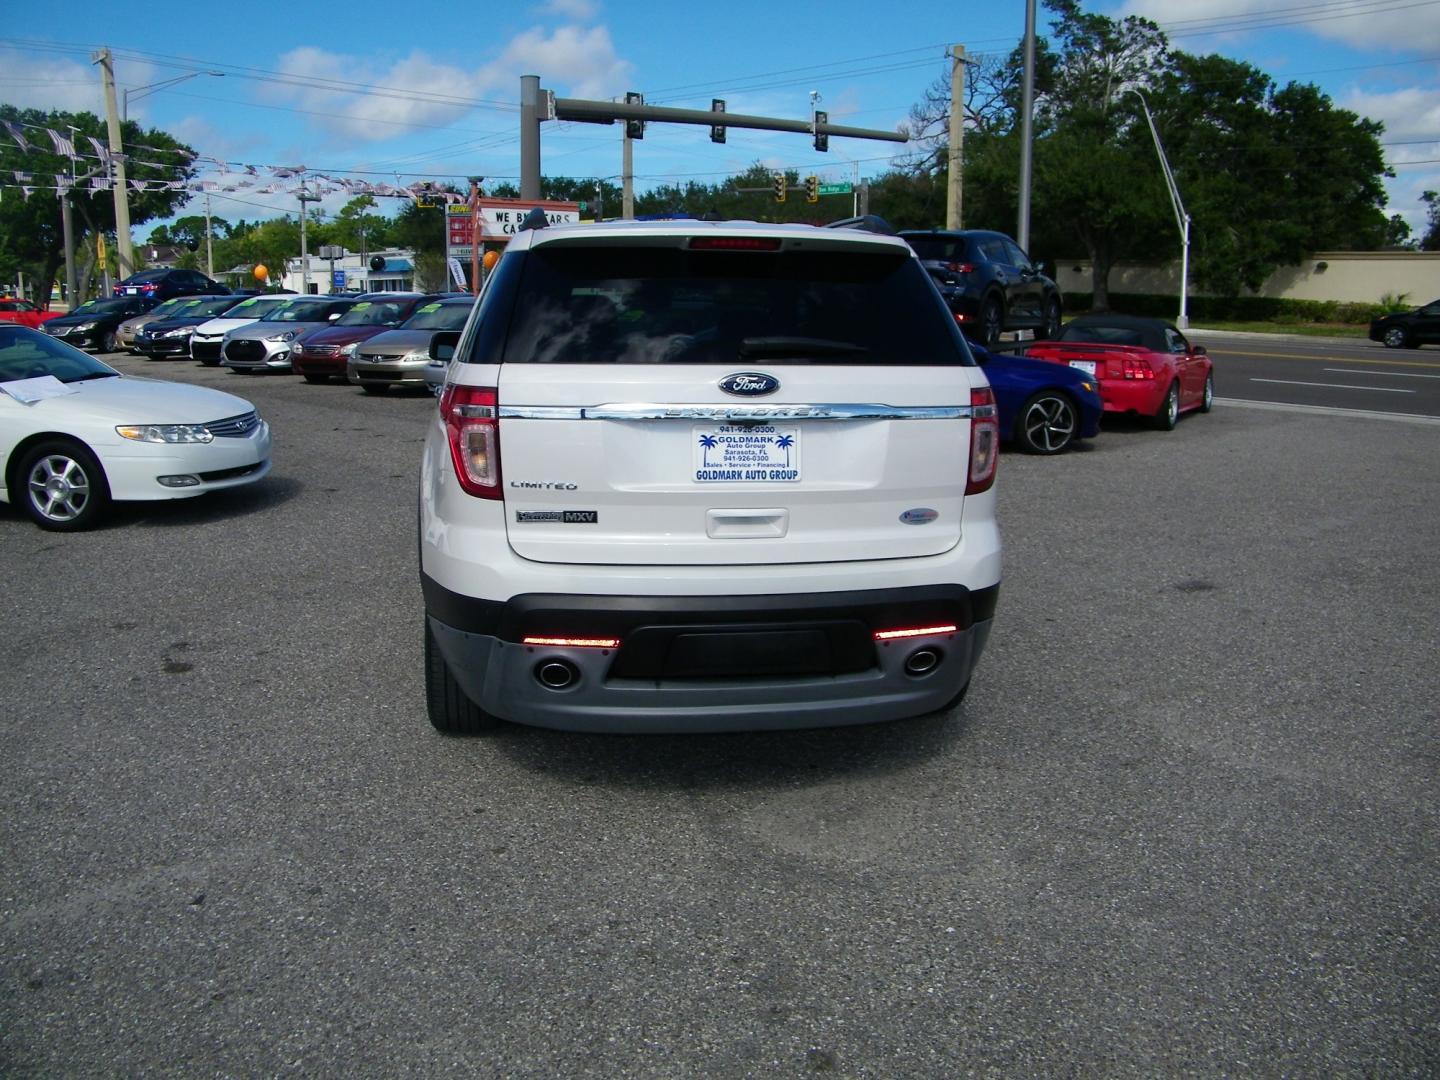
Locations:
420;218;1002;734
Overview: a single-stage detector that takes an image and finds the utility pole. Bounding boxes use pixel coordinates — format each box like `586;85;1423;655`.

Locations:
946;45;966;230
92;48;134;279
1128;90;1190;328
297;184;321;294
468;176;483;292
204;193;215;277
1017;0;1037;250
622;129;635;220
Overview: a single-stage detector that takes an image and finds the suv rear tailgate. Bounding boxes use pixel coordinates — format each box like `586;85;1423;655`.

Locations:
497;364;977;566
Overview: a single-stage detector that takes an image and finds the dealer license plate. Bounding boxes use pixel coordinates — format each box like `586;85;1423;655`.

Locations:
693;424;801;483
1068;359;1097;376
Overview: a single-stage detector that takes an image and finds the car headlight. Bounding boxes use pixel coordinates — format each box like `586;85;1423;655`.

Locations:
163;326;195;338
266;330;298;342
73;322;97;332
405;349;431;363
341;342;360;356
116;424;215;444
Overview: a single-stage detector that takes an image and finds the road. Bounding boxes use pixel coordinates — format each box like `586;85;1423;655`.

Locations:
1189;330;1440;419
2;352;1438;1076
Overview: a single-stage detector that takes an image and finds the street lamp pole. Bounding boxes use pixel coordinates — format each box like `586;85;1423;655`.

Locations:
1128;88;1190;329
123;70;225;122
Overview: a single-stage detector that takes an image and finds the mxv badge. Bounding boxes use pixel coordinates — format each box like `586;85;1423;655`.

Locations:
719;372;779;397
515;510;598;524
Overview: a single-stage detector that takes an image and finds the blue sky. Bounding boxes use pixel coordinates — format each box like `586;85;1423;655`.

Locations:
3;0;1438;239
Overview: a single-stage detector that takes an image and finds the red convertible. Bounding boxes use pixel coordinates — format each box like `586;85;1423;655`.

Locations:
1026;314;1213;430
0;298;62;331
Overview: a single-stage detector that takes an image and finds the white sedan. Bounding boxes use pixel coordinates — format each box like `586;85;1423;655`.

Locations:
0;325;272;530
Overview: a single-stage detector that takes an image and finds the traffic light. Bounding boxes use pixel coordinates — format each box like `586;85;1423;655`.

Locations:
813;110;829;153
710;98;726;144
773;173;787;203
625;91;644;140
805;175;819;204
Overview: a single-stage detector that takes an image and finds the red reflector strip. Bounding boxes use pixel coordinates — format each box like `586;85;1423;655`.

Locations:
688;236;782;251
522;636;621;649
874;625;958;641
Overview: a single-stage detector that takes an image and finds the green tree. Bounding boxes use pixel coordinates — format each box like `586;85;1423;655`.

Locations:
1421;191;1440;251
0;104;198;303
330;195;388;257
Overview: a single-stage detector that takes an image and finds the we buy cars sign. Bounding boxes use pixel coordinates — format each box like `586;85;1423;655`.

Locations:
446;198;582;258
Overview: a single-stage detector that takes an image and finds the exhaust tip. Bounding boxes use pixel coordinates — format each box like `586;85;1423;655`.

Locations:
535;659;579;691
903;648;941;677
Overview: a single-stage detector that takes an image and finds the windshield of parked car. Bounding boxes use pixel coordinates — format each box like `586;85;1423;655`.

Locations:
175;296;243;317
145;298;190;318
491;243;974;366
220;296;288;319
0;326;119;383
263;300;336;324
118;270;166;284
902;236;973;262
403;301;472;331
68;298;137;317
336;300;411;326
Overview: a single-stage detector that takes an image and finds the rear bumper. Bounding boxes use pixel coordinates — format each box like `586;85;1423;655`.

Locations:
1099;379;1166;416
424;580;997;733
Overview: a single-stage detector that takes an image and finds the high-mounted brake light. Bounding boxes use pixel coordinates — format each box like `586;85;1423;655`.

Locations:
966;385;999;495
689;236;783;251
522;636;621;649
440;384;502;499
874;625;958;641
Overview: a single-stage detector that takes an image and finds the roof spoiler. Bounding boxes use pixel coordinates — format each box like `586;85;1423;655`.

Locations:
823;214;897;236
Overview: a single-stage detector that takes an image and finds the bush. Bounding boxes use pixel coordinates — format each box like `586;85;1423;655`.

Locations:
1061;292;1390;325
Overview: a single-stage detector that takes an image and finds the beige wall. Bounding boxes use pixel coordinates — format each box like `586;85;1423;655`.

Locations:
1056;250;1440;305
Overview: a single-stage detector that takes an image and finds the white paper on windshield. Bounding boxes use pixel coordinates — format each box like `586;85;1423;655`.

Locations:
0;375;78;404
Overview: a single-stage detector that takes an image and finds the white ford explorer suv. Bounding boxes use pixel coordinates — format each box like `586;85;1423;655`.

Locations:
419;216;1001;734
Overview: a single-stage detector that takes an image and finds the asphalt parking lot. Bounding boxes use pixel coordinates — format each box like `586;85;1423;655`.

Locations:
3;356;1438;1077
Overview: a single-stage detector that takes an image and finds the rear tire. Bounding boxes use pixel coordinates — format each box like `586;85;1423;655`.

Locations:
979;296;1003;347
1037;297;1062;340
1199;371;1214;413
1153;380;1180;431
425;621;499;734
1016;392;1078;454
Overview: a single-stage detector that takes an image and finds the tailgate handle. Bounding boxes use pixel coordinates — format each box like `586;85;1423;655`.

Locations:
706;509;789;539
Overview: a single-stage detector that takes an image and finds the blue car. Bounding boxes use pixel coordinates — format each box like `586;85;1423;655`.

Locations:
970;342;1103;454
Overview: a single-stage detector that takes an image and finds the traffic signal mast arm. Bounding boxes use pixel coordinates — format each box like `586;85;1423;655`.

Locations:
550;96;908;145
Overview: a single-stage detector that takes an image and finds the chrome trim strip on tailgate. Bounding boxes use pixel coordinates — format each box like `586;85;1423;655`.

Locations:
499;403;972;421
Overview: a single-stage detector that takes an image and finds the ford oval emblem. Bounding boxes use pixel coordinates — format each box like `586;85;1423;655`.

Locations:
719;372;780;397
900;508;939;525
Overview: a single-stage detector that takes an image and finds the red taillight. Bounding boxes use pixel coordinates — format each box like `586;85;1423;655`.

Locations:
953;312;970;324
1120;357;1156;380
440;384;501;499
966;385;999;495
944;262;976;275
521;636;620;649
874;625;958;641
689;236;782;251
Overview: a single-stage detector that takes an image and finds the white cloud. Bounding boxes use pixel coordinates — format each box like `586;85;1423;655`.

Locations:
534;0;600;19
1342;85;1440;143
487;25;632;100
0;49;107;114
1117;0;1440;52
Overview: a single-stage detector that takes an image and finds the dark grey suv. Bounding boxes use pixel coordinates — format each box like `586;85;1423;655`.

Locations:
900;229;1063;346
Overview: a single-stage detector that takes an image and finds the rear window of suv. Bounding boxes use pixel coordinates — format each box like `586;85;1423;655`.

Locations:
470;241;973;366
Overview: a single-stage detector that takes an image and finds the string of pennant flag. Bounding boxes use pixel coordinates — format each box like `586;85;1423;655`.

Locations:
0;119;470;204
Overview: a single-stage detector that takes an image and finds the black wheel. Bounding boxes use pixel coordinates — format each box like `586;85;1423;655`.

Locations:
1037;297;1062;340
99;328;118;353
424;621;498;734
979;296;1003;347
18;439;111;531
1153;380;1180;431
302;373;329;385
360;383;389;395
1016;392;1078;454
1199;371;1214;413
1382;326;1411;349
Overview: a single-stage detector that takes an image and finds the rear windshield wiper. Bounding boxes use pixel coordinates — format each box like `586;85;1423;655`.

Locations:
738;337;869;358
